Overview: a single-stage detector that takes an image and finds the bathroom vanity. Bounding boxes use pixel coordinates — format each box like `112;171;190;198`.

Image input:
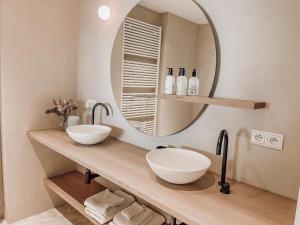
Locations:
28;129;296;225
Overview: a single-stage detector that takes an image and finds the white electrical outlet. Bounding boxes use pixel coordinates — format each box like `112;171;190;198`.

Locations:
251;129;284;151
266;132;284;151
251;129;267;145
85;100;97;109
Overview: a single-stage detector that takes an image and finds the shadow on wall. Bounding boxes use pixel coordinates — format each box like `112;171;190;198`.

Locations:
108;126;124;139
233;129;266;188
30;140;76;178
29;139;76;205
233;129;266;187
181;145;225;178
182;128;265;185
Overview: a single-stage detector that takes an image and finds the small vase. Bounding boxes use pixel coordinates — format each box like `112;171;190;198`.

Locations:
59;116;68;131
67;116;81;127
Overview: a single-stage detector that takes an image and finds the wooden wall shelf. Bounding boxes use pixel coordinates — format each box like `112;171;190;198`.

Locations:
45;171;106;225
158;94;266;110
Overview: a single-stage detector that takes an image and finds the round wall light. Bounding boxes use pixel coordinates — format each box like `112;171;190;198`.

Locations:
98;5;111;21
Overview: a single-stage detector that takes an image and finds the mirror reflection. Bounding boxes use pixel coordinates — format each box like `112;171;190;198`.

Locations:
111;0;217;136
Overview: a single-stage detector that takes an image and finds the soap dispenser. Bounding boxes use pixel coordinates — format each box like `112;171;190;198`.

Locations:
164;68;175;95
176;68;187;96
188;69;200;96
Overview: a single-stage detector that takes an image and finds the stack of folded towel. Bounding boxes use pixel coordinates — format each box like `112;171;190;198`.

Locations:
84;189;135;224
110;202;165;225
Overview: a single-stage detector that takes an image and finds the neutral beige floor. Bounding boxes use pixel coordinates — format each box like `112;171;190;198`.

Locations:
0;204;93;225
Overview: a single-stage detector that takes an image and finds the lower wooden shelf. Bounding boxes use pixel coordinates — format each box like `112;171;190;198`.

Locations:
45;171;106;225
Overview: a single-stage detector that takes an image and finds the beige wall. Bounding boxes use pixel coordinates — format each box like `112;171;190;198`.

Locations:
1;0;79;222
128;5;162;26
0;0;4;219
157;13;216;135
157;13;196;135
192;24;216;117
196;24;217;96
78;0;300;200
111;27;123;107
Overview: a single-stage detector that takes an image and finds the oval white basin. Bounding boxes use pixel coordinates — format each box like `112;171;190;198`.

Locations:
66;125;111;145
146;148;211;184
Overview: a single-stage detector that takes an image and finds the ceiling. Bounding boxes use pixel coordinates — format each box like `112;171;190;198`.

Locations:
139;0;208;25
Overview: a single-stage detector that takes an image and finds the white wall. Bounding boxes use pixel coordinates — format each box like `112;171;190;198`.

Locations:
78;0;300;200
1;0;79;222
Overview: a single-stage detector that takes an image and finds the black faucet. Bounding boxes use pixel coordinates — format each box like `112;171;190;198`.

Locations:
91;103;110;125
216;129;230;194
85;169;99;184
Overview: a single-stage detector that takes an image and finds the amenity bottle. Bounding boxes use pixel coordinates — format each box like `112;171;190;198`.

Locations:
188;69;200;96
176;68;187;96
164;68;175;95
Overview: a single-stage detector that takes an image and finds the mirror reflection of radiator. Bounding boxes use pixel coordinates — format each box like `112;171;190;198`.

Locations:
121;17;162;135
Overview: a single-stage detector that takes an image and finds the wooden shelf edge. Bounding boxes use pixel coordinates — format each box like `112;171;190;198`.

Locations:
158;94;266;110
44;171;106;225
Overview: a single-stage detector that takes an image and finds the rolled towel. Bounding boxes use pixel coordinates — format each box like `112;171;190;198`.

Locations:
113;204;152;225
86;190;135;224
121;202;144;219
109;210;165;225
84;189;125;215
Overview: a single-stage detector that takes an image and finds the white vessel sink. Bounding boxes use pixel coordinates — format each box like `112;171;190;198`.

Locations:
66;125;111;145
146;148;211;184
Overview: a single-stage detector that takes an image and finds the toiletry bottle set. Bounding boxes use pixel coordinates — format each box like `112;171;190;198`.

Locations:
164;68;199;96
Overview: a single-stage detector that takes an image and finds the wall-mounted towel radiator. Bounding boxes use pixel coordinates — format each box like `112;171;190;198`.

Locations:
121;17;162;135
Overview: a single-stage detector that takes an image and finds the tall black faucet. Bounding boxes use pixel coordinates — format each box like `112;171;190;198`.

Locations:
91;103;110;125
216;129;230;194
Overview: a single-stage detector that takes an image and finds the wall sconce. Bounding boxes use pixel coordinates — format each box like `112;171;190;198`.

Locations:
98;5;111;21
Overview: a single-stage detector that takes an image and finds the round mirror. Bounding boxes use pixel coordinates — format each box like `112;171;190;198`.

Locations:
111;0;217;136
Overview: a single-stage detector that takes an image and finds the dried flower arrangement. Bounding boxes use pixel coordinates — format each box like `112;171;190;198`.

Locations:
45;98;78;130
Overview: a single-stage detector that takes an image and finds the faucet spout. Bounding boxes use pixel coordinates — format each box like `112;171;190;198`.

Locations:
92;103;110;125
216;129;230;194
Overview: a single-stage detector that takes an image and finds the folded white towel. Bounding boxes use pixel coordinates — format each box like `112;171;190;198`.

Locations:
145;211;165;225
109;210;165;225
84;189;125;216
86;190;135;224
85;207;109;224
113;205;152;225
121;202;144;219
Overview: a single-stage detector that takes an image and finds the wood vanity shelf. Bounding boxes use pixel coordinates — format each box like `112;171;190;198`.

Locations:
158;94;266;110
45;171;106;225
28;130;296;225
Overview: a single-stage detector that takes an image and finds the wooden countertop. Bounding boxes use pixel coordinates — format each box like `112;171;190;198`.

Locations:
28;129;296;225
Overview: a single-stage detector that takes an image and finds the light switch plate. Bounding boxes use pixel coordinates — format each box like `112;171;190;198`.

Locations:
251;129;267;145
266;132;284;151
